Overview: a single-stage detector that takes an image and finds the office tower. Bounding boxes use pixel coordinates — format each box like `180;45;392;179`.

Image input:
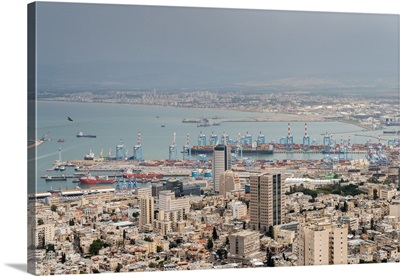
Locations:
219;170;240;197
139;196;154;231
212;144;231;193
297;220;348;266
249;172;285;232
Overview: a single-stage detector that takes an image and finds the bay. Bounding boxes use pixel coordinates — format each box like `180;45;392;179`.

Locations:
33;101;386;192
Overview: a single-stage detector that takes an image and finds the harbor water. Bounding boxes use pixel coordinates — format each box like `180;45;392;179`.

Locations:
32;101;395;192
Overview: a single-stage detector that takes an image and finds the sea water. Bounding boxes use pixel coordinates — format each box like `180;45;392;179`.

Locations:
31;101;389;192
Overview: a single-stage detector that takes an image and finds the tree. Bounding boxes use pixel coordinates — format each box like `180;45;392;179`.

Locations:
46;244;55;253
373;189;379;200
115;263;123;273
362;227;367;234
38;218;44;225
144;236;154;242
130;239;136;245
51;205;57;212
89;239;105;255
61;252;66;264
206;238;213;250
169;242;177;249
69;219;75;226
212;226;219;240
267;226;274;239
92;269;100;274
225;237;230;246
156;246;163;253
266;252;275;267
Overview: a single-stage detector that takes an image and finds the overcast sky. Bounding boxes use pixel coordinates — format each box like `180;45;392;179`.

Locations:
35;2;399;90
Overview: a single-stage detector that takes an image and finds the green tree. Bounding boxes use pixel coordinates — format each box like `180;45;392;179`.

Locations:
38;218;44;225
268;226;274;239
69;219;75;226
206;238;213;250
373;189;379;200
148;262;158;268
92;268;100;274
156;246;163;253
46;244;55;253
89;239;105;255
144;236;154;242
130;239;135;245
212;227;219;240
51;205;57;212
115;263;122;273
61;252;66;264
266;252;275;267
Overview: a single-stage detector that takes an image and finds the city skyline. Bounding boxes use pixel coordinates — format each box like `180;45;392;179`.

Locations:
27;2;400;275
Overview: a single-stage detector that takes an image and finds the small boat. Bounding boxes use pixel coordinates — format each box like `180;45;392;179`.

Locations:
156;116;160;118
59;166;66;171
161;125;166;127
76;131;96;138
57;138;65;142
84;150;95;160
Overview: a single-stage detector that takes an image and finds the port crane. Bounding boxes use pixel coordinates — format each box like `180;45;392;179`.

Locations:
133;132;143;160
169;132;178;160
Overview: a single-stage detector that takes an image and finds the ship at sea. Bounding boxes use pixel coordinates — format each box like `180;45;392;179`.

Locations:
76;131;96;138
191;144;274;154
122;169;164;179
79;174;117;184
45;175;67;182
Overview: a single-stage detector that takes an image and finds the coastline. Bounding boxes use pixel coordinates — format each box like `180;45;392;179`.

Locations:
37;99;373;131
28;139;44;149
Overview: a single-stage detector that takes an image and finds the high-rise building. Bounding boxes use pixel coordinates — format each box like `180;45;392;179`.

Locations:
139;196;155;231
297;220;348;266
249;172;285;232
219;170;240;197
212;144;231;193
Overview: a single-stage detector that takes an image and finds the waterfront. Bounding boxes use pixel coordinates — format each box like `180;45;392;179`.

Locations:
34;101;395;192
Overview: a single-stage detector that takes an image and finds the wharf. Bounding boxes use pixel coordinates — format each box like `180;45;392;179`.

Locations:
274;150;367;154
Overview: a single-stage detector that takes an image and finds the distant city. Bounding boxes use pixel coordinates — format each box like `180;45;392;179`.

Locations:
39;90;399;126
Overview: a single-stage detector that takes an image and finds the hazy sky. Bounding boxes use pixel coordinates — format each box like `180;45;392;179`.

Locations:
35;2;399;90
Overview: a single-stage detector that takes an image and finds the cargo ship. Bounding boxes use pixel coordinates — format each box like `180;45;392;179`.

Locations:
79;174;117;184
76;131;96;138
45;175;67;182
122;169;164;179
383;130;399;134
191;145;274;154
